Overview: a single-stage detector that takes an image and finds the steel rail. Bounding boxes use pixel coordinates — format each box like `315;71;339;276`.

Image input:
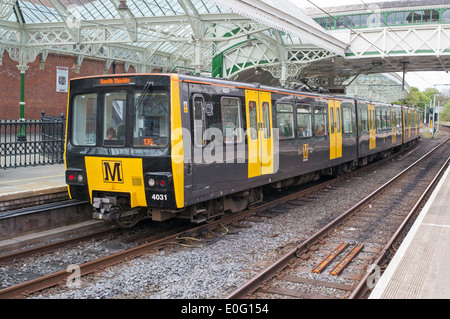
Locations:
226;138;449;299
0;227;116;264
0;163;369;299
0;140;431;299
349;155;450;299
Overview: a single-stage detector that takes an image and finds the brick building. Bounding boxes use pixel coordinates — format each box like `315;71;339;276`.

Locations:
0;52;135;120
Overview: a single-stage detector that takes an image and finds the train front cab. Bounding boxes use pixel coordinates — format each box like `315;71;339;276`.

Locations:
65;74;185;226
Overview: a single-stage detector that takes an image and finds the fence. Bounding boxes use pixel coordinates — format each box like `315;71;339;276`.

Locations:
1;112;66;169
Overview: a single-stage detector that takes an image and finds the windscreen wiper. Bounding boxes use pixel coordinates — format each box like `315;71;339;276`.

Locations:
133;81;153;118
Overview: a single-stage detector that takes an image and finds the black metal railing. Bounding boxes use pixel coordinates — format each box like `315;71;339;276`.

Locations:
1;112;66;169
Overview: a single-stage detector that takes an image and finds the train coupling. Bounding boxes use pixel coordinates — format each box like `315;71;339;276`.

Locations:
92;196;120;221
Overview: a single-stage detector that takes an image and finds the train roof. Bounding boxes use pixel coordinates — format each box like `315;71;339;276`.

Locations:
69;73;418;108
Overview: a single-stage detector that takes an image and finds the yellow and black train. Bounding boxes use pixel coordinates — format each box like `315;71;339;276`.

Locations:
64;73;421;227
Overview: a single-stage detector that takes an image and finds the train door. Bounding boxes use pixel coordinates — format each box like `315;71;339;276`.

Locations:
245;90;274;178
402;107;406;143
328;100;342;159
391;108;396;143
368;104;376;149
407;109;411;138
414;110;418;136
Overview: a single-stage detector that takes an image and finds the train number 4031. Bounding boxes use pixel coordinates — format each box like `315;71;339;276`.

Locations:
152;194;167;201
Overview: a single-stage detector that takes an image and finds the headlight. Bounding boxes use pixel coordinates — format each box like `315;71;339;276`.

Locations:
148;178;155;187
66;170;86;185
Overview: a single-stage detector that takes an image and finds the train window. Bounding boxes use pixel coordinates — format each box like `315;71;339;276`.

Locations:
376;109;381;130
72;93;97;146
386;109;391;128
329;107;335;134
359;105;368;132
248;101;258;140
396;109;402;128
342;106;352;133
381;109;386;129
103;92;126;146
262;102;271;139
336;107;341;133
133;90;169;147
296;105;312;138
193;95;205;147
314;106;327;136
222;97;242;143
276;103;294;139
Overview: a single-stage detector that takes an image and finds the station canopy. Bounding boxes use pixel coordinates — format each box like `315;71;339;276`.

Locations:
0;0;346;79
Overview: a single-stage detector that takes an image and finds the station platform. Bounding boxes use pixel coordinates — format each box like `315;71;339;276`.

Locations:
0;164;67;202
369;164;450;299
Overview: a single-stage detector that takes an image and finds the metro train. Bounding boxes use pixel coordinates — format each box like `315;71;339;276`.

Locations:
64;73;421;227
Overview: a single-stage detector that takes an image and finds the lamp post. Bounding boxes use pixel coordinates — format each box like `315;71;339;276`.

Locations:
17;64;29;142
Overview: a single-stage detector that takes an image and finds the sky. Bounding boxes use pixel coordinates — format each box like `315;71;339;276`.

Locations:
289;0;450;92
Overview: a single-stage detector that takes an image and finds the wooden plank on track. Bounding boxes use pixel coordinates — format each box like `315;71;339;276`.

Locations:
330;243;364;276
311;242;348;274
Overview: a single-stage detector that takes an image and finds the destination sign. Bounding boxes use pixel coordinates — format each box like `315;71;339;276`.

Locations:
94;76;135;86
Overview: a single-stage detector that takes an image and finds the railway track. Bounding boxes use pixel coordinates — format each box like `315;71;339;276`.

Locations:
0;139;444;299
227;138;449;299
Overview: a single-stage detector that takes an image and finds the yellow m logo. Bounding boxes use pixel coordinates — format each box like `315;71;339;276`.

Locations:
102;161;123;183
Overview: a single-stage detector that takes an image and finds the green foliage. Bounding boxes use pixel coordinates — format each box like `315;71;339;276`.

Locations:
397;87;449;121
441;101;450;122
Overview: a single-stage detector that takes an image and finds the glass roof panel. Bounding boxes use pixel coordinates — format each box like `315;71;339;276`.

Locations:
18;0;62;23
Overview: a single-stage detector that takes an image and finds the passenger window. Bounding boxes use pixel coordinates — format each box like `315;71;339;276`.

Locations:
296;105;312;138
248;101;258;140
336;107;341;133
359;104;368;132
72;93;97;146
262;102;270;139
342;106;353;133
276;103;294;139
386;109;391;128
104;91;126;147
376;109;381;130
222;97;242;143
329;107;335;134
193;94;205;147
314;106;327;136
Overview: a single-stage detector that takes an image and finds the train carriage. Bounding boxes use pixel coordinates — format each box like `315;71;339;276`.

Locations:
65;73;420;227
